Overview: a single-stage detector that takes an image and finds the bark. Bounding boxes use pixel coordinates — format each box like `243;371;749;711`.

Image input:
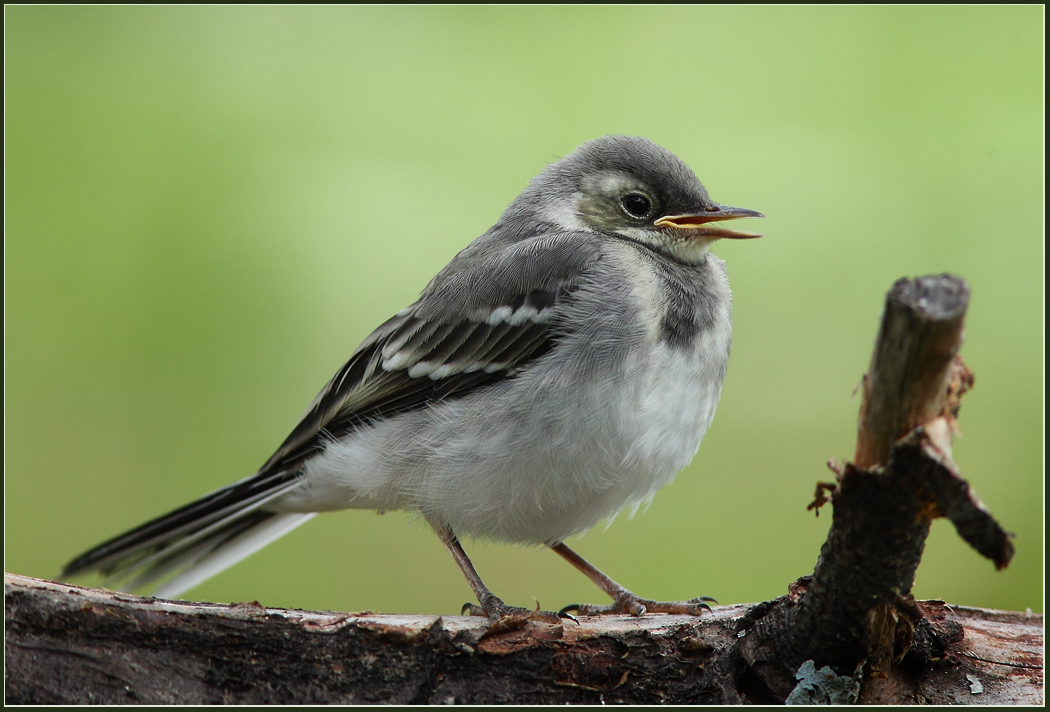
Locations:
4;574;1043;705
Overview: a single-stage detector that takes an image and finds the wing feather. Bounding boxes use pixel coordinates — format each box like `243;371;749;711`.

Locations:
258;235;604;475
382;319;455;371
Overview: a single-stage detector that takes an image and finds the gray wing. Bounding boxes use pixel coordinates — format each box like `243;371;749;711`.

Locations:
62;232;603;583
259;231;603;475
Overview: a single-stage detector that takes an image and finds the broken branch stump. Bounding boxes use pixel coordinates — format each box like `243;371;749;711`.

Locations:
792;274;1013;673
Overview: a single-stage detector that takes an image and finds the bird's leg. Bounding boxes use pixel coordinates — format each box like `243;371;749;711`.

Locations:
426;516;564;623
549;542;715;617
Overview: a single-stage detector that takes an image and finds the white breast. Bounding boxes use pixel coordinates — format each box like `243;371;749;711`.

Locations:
621;331;731;491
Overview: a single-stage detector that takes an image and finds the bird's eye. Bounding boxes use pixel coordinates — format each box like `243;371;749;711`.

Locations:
621;192;652;218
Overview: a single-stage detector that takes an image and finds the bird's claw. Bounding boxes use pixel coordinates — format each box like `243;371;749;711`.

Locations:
462;599;569;624
561;593;715;617
461;602;486;617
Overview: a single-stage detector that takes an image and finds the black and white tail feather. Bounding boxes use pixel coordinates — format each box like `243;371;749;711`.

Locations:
62;233;596;599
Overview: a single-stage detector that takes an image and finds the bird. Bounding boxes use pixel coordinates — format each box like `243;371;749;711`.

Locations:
63;135;763;621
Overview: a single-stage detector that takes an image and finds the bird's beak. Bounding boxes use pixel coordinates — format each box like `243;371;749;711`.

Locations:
655;205;764;240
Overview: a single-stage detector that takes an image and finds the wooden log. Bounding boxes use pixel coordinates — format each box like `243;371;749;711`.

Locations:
4;574;1042;705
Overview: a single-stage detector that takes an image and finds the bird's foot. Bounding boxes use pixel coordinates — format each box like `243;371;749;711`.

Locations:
462;597;573;625
560;592;716;617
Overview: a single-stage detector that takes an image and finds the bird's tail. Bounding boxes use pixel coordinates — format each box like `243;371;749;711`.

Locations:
62;470;314;599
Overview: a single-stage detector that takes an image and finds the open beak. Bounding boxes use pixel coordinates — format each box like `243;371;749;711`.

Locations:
655;204;764;239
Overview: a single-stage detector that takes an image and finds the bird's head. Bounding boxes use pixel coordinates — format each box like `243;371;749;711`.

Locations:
512;135;763;264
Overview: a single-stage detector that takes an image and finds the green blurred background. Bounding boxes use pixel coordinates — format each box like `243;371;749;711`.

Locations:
6;7;1042;615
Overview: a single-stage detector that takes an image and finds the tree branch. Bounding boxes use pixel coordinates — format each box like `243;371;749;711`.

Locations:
4;574;1042;704
735;274;1023;699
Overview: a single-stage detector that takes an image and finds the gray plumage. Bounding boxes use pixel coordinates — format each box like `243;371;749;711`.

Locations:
64;135;762;613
